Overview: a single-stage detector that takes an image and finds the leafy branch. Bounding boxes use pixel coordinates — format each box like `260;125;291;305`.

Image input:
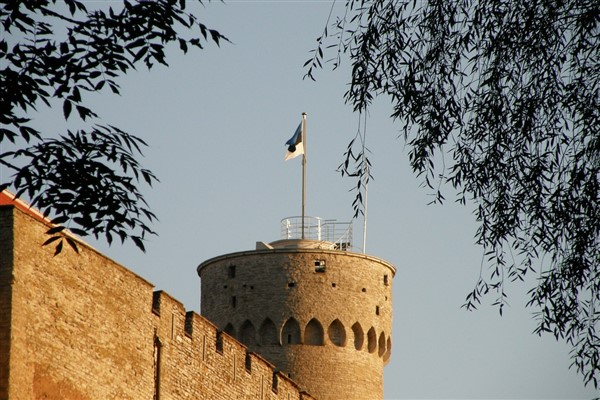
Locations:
1;0;228;253
306;0;600;388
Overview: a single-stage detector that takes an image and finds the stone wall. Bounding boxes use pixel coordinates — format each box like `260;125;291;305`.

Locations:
0;205;315;400
197;245;395;400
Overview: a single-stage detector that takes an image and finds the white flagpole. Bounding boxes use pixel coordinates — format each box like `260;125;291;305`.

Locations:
362;163;369;253
301;112;307;239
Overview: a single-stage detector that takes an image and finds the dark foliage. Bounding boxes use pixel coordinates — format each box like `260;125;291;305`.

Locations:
0;0;227;252
306;0;600;388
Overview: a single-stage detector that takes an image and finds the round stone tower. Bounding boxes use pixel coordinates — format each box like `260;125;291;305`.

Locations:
197;217;395;400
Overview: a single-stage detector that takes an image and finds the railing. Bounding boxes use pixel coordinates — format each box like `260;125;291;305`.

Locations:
280;216;353;251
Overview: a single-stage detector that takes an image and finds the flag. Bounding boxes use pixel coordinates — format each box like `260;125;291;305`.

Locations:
285;122;304;161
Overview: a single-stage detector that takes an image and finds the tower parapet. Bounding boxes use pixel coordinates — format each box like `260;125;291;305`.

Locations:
197;217;395;400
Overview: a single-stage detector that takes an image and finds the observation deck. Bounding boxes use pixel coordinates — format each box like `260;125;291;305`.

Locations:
270;216;353;251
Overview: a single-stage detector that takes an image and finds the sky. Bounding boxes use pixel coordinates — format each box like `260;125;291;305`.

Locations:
3;1;600;399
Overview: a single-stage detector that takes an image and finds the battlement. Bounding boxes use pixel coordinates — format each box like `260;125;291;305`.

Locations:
0;204;316;400
149;289;315;399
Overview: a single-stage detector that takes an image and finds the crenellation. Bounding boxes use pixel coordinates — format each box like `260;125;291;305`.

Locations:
152;290;161;315
184;310;194;337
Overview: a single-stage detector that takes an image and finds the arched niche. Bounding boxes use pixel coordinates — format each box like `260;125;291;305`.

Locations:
378;331;386;357
305;318;324;346
239;320;256;346
259;318;279;345
352;322;364;350
367;327;377;353
328;319;346;347
281;317;301;345
383;336;392;363
224;323;236;338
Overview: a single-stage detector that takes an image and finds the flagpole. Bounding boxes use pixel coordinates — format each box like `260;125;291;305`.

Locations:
362;163;369;253
301;112;307;239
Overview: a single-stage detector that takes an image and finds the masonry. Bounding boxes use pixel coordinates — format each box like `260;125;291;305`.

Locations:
198;242;395;400
0;202;316;400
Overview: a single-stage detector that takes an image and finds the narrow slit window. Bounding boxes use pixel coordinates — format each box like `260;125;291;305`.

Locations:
228;265;236;278
153;336;162;400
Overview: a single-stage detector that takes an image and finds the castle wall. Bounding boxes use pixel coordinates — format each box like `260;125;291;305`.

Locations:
0;206;315;400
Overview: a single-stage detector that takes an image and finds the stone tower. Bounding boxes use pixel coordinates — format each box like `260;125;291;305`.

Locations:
197;217;395;400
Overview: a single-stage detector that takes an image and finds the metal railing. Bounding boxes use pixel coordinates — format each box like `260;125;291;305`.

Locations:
280;216;353;251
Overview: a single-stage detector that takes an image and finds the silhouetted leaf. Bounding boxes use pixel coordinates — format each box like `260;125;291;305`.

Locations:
46;226;66;235
63;100;72;119
42;235;62;246
53;240;63;256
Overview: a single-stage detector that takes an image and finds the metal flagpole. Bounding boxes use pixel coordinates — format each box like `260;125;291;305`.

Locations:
301;112;307;239
363;163;369;253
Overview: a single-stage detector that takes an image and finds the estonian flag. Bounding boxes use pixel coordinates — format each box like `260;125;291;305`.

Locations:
285;122;304;161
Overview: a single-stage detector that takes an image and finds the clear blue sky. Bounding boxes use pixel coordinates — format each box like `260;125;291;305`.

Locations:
4;1;599;399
